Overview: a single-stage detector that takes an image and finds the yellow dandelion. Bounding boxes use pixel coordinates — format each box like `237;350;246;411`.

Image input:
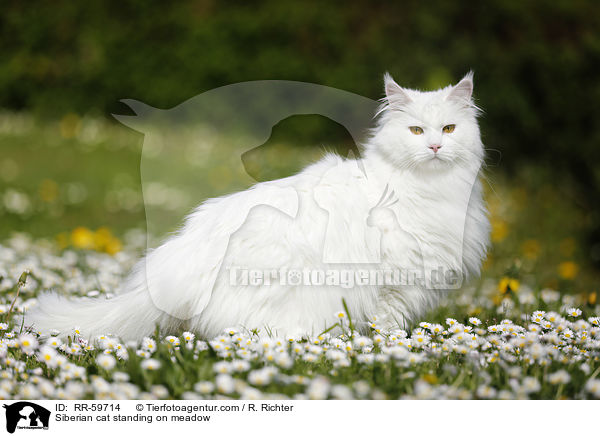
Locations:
92;227;122;255
93;227;113;251
71;227;95;249
422;374;438;384
558;261;578;280
498;277;520;294
104;237;122;255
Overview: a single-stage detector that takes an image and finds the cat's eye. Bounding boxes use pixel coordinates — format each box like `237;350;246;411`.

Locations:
409;126;424;135
443;124;456;133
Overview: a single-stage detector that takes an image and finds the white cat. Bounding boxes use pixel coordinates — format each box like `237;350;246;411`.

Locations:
27;73;490;340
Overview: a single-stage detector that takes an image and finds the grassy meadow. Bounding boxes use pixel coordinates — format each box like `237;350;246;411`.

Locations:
0;112;599;399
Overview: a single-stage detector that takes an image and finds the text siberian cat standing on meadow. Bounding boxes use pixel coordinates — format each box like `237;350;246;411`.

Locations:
28;73;490;340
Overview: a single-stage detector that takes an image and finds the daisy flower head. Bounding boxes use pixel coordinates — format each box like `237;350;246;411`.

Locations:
356;354;375;364
248;368;275;386
353;336;373;348
215;374;235;394
369;323;381;333
573;319;589;331
99;336;118;350
224;327;238;336
541;288;560;303
196;340;209;351
96;354;116;370
67;343;82;355
566;307;582;318
285;334;301;343
531;311;546;324
18;334;38;354
37;346;58;368
585;379;600;398
428;324;444;334
468;317;482;326
116;347;129;360
259;338;275;350
213;361;232;374
142;337;156;352
141;358;161;370
373;334;384;345
476;385;497;399
164;336;180;346
182;331;195;342
231;359;251;372
522;377;541;394
307;376;330;400
353;380;371;398
449;324;463;334
487;325;500;333
412;334;430;347
194;381;214;394
113;372;129;382
548;370;570;385
302;353;318;363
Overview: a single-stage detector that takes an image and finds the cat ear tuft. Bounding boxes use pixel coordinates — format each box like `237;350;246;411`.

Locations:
447;71;474;104
384;73;411;106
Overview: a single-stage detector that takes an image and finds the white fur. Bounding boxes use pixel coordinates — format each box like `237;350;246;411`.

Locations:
27;73;490;340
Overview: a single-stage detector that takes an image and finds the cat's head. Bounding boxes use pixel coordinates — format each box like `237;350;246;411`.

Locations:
370;72;483;172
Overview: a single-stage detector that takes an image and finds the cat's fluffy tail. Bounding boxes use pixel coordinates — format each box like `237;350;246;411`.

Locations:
27;291;155;341
25;267;182;341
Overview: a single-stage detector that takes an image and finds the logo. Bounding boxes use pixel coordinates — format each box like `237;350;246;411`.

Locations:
3;402;50;433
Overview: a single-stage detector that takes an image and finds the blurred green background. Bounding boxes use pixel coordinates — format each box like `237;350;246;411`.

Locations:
1;0;599;293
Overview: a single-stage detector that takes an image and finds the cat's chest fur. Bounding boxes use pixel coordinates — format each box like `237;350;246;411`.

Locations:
363;155;484;278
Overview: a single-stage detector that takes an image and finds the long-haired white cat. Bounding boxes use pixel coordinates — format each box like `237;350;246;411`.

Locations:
27;73;490;340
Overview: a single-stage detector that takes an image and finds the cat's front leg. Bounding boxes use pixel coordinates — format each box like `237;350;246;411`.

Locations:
371;289;410;332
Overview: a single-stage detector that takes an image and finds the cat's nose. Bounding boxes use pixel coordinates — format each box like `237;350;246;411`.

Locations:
428;144;442;153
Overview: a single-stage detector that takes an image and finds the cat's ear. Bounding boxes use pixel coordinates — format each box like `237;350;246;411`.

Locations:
447;71;474;105
384;73;412;106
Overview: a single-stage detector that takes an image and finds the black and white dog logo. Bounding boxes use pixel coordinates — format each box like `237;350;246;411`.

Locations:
3;402;50;433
